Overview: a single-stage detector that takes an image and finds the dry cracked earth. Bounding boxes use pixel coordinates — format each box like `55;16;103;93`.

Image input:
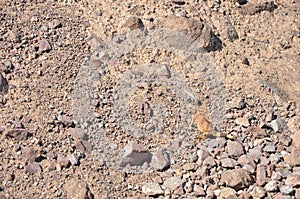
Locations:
0;0;300;198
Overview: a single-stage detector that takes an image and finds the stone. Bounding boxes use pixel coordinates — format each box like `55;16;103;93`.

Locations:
235;117;250;127
68;154;79;165
150;148;170;171
238;155;256;168
265;181;278;192
280;184;294;195
119;142;151;167
0;73;8;94
256;165;267;186
57;153;70;168
202;156;216;169
226;140;244;158
197;149;210;162
292;130;300;148
75;140;93;152
288;116;300;133
64;180;93;199
5;129;29;141
230;97;246;110
25;162;42;174
284;147;300;166
193;184;205;196
220;169;253;190
172;0;185;5
124;16;144;30
250;127;267;138
21;147;37;164
57;115;73;127
286;175;300;187
249;146;263;161
163;177;183;191
250;186;266;199
270;118;286;133
142;182;164;196
217;187;237;198
183;163;196;171
295;188;300;198
263;145;276;153
221;158;238;168
38;39;52;54
68;128;88;141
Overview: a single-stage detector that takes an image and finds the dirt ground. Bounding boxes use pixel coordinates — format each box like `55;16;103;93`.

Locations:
0;0;300;198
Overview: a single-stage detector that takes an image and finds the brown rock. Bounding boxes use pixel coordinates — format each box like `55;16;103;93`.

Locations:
25;162;42;174
256;165;267;186
75;140;93;152
163;177;183;191
69;128;88;141
124;16;144;30
64;180;93;199
5;129;29;141
226;140;244;158
235;117;250;127
142;182;164;196
150;148;170;171
57;115;73;127
237;155;256;168
292;130;300;148
119;142;151;167
0;73;8;94
21;147;37;164
221;169;253;190
249;127;267;138
286;175;300;187
57;153;70;168
284;147;300;166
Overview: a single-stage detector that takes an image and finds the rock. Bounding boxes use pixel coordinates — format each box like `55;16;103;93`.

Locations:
172;0;185;5
265;181;278;192
163;177;183;191
220;169;253;190
250;127;267;138
57;153;70;168
270;118;286;133
193;184;205;196
124;16;144;30
38;39;52;54
235;117;250;127
68;154;79;165
250;186;266;199
238;155;256;168
288;116;300;133
256;165;267;186
69;128;88;141
119;142;151;167
64;180;93;199
280;184;294;195
248;146;263;161
159;16;221;51
291;130;300;148
239;1;277;15
183;163;196;171
75;140;93;152
5;129;29;141
57;115;73;127
21;147;37;164
202;156;216;169
284;147;300;166
221;158;238;168
25;162;42;174
142;182;163;196
296;188;300;198
87;37;102;50
197;149;210;162
216;187;237;198
0;73;8;94
229;97;246;110
226;140;244;158
263;145;276;153
286;175;300;187
48;19;62;29
150;148;170;171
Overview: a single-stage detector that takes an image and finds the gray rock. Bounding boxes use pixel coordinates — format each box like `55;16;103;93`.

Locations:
280;184;294;195
226;140;244;158
38;39;52;54
68;128;88;141
265;181;278;192
197;149;210;162
263;145;276;153
221;158;238;168
249;146;263;161
142;182;164;196
250;186;266;199
270;118;286;133
68;154;79;165
0;73;8;94
150;148;170;171
203;156;216;169
24;162;42;174
220;168;253;190
163;177;183;191
256;165;267;186
119;142;151;167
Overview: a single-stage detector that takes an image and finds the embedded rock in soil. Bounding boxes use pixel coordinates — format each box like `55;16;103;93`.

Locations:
0;73;8;94
5;129;29;141
164;176;184;192
119;142;151;167
150;148;170;171
64;180;94;199
25;162;42;174
142;182;164;196
284;147;300;166
226;140;244;158
220;168;253;190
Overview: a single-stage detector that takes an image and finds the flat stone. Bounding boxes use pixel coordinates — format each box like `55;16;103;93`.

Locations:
250;127;267;138
263;145;276;153
256;165;267;186
235;117;250;127
226;140;244;158
163;177;183;191
216;187;237;198
38;39;52;54
286;175;300;187
292;130;300;148
124;16;144;30
202;156;216;169
150;148;170;171
119;142;151;167
25;162;41;174
284;147;300;166
229;97;246;110
64;180;93;199
250;186;266;199
5;129;29;141
238;155;256;168
220;168;253;190
270;118;286;133
21;146;37;164
221;158;238;168
0;73;8;94
68;128;88;141
280;184;294;195
142;182;164;196
265;181;278;192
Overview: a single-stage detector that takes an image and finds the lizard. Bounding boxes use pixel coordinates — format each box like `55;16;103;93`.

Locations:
190;112;235;140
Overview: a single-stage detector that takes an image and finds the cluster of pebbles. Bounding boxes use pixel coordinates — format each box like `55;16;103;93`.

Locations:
0;0;299;198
